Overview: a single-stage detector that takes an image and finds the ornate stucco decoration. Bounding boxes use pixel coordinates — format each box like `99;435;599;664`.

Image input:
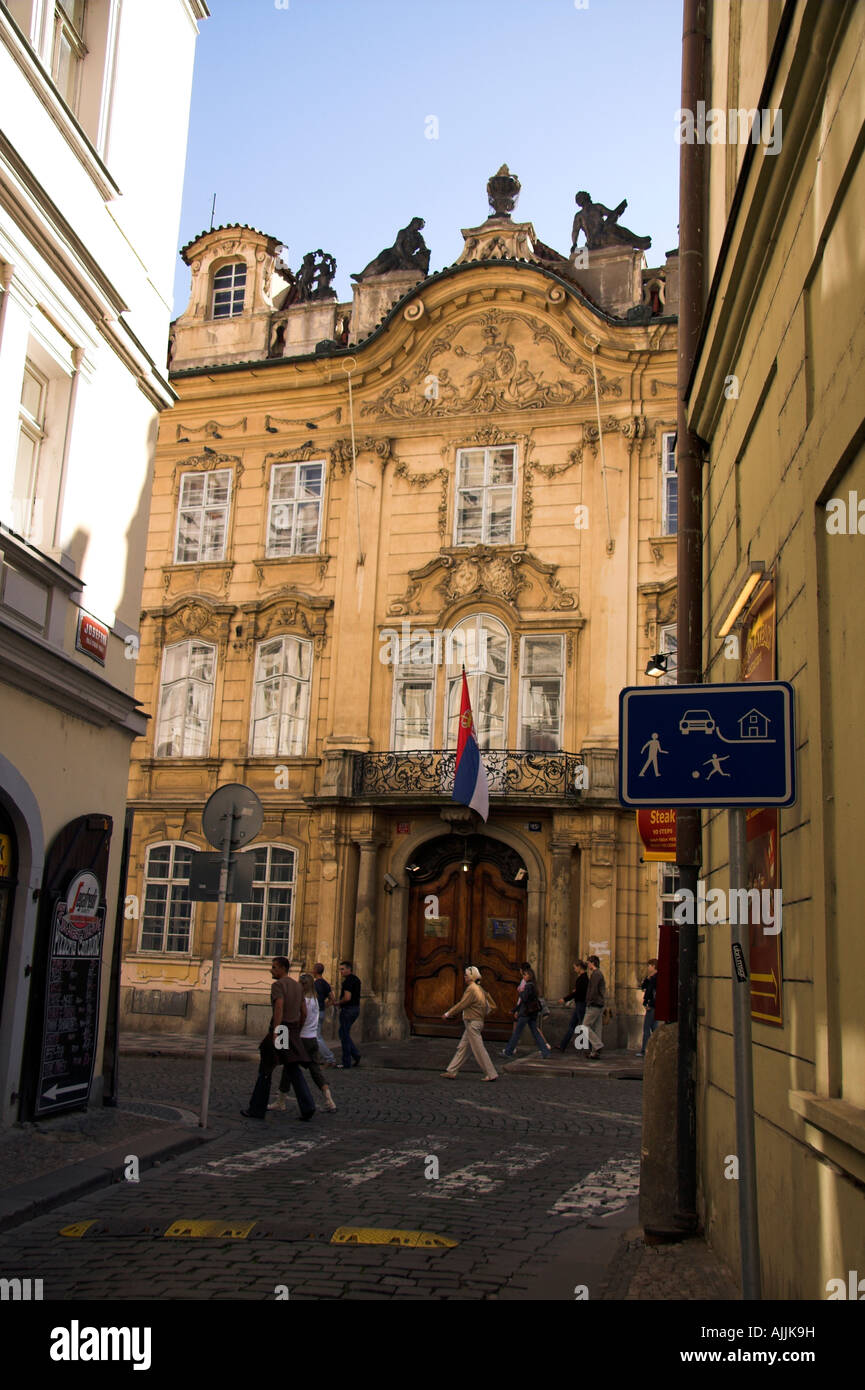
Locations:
264;407;343;434
523;442;583;541
241;588;332;655
171;451;243;491
175;419;247;442
386;546;579;618
329;435;394;476
640;578;677;644
358;309;623;421
392;458;450;539
147;594;236;651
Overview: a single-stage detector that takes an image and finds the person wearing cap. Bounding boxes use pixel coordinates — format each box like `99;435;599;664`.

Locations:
440;966;498;1082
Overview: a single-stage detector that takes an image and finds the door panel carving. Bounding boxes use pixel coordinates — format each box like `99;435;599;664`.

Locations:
406;839;526;1036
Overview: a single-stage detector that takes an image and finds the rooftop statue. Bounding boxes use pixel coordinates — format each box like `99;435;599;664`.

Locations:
295;249;338;302
486;165;521;219
351;217;430;281
570;191;652;252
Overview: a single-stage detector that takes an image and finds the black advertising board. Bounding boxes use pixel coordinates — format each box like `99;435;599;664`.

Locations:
35;873;105;1115
19;814;112;1121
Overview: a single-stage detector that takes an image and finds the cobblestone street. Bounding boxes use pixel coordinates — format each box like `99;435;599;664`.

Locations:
0;1053;645;1301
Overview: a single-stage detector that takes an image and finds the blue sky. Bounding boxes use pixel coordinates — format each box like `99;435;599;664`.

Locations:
172;0;683;314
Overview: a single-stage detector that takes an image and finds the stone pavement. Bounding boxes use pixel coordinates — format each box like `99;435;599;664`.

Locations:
0;1047;739;1301
119;1029;645;1079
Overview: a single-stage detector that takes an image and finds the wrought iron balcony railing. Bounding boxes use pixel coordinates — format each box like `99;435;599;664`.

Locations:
352;749;587;801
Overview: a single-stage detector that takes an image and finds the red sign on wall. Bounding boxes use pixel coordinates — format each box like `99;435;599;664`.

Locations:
636;807;677;860
75;611;109;664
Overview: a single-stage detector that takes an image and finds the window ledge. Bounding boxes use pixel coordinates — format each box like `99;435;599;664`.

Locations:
0;9;120;201
258;553;328;566
789;1091;865;1183
789;1091;865;1156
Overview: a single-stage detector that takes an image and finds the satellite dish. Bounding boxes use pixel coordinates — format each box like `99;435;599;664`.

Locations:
202;783;263;850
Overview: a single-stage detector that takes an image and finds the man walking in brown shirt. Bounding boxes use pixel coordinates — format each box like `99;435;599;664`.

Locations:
241;957;316;1119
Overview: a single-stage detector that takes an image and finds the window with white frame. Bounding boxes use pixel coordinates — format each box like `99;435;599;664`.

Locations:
454;446;516;546
140;843;194;952
266;461;324;557
251;636;312;756
392;662;435;751
155;641;216;757
175;469;231;563
658;862;681;927
12;362;48;542
236;845;296;956
445;614;509;750
661;432;677;535
519;635;564;750
50;0;87;113
212;262;247;318
658;624;677;686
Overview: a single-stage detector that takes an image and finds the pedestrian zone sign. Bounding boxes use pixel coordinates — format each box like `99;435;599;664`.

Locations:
619;682;796;808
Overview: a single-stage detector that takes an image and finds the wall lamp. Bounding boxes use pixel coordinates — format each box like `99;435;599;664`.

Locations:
514;867;527;882
645;654;668;678
717;561;766;638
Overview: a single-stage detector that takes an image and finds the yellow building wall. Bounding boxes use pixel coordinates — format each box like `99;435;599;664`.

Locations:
123;255;678;1046
690;0;865;1295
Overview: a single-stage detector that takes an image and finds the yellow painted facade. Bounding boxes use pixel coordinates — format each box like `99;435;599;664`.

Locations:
690;0;865;1296
122;198;679;1047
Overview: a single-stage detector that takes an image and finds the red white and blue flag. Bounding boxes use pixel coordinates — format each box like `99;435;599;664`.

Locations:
452;668;489;821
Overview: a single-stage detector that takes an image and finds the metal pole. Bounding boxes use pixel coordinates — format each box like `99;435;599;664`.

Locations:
199;804;236;1128
728;807;761;1299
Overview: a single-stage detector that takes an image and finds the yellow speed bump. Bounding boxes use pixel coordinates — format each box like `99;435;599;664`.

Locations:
330;1226;457;1248
59;1221;97;1239
163;1219;258;1239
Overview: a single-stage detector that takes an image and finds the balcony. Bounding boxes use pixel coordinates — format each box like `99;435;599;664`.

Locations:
352;749;591;804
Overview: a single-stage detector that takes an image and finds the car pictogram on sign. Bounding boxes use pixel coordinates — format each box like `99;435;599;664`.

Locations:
678;709;716;735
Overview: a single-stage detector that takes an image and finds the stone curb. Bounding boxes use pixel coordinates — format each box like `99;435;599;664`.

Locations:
0;1125;219;1235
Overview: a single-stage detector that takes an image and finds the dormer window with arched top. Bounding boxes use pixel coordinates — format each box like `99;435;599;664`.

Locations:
212;261;247;318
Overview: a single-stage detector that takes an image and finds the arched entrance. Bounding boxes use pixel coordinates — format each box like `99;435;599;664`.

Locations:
405;833;527;1037
0;803;18;1042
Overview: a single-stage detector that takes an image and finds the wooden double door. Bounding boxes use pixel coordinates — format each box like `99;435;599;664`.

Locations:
406;842;527;1037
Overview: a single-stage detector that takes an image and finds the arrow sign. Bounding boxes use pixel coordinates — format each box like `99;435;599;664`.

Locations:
41;1082;89;1102
619;682;796;807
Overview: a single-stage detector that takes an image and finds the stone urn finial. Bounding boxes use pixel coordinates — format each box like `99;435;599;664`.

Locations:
487;164;521;220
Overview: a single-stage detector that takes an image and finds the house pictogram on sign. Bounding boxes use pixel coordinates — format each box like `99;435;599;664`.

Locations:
738;709;771;739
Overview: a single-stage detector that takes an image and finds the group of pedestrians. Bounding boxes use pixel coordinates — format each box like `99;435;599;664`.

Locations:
556;955;606;1058
242;951;660;1112
241;958;364;1121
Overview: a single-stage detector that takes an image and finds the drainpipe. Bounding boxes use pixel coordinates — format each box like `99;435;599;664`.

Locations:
675;0;709;1233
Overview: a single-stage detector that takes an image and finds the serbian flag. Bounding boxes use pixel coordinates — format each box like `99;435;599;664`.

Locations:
452;668;489;821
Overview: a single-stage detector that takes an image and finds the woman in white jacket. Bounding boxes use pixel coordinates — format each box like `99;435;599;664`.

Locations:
440;965;498;1082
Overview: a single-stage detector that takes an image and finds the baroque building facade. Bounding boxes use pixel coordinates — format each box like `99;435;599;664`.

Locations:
0;0;207;1124
686;0;865;1295
121;173;679;1048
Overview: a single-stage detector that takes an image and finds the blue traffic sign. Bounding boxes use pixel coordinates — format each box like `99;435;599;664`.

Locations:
619;682;796;807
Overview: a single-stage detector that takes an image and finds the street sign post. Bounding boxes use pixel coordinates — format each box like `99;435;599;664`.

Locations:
199;784;263;1128
619;681;795;807
618;680;798;1302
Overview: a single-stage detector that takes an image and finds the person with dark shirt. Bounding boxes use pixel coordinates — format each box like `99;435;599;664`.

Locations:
581;955;606;1059
501;966;552;1060
638;958;659;1057
557;960;589;1051
241;957;316;1120
312;962;336;1065
336;960;361;1069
